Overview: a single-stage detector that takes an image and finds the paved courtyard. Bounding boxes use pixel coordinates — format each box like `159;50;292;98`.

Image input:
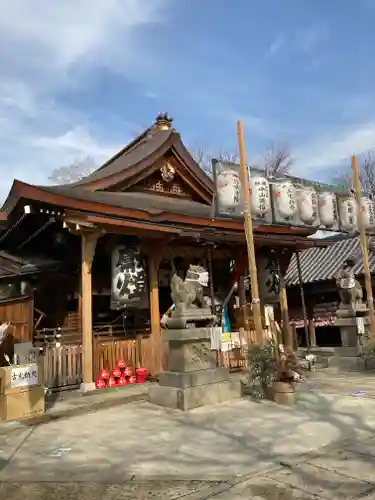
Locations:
1;370;375;498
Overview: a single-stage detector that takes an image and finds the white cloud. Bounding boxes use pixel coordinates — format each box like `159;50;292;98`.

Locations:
266;35;285;58
293;123;375;177
0;0;166;72
297;23;328;53
31;126;120;166
0;0;168;201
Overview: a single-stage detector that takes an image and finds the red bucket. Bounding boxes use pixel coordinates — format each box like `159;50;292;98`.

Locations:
136;367;150;384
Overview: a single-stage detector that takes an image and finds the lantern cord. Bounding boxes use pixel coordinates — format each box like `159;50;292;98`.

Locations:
0;213;27;245
16;217;55;250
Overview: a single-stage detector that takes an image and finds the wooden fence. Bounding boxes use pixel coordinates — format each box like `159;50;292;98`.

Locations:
41;345;82;390
28;325;272;391
24;344;82;391
93;333;166;381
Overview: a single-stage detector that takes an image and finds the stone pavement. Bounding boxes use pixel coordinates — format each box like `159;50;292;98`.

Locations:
1;371;375;498
300;368;375;399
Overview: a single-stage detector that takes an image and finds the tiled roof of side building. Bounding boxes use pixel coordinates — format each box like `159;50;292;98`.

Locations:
286;235;375;285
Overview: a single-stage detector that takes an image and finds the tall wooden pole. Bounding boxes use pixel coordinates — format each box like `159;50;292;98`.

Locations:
237;120;263;344
352;155;375;337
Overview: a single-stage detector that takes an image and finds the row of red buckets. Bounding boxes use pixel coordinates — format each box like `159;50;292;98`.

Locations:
95;359;150;389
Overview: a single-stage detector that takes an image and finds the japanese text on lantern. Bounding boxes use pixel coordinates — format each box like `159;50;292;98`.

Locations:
11;363;38;388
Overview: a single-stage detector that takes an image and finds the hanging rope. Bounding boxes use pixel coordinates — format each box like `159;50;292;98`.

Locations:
16;217;55;250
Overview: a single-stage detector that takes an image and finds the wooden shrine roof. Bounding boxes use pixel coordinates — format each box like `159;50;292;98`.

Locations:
0;251;63;278
31;186;214;218
0;113;334;249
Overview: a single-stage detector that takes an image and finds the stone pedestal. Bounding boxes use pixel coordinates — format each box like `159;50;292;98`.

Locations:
148;328;242;410
332;310;374;370
335;317;359;348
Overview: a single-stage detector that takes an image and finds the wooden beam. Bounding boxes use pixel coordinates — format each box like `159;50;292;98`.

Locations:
141;237;171;373
80;230;102;390
296;250;310;350
308;319;317;347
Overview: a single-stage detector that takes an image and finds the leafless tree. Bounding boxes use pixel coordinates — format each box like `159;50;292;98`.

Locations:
264;142;293;175
191;142;293;177
190;146;239;176
48;156;97;184
333;151;375;196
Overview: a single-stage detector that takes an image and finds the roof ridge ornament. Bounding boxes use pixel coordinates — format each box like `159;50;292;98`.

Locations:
160;162;175;182
155;112;173;131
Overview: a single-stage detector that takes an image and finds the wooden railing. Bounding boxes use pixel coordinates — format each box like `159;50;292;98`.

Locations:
29;323;272;390
25;345;82;391
42;345;82;390
93;332;166;381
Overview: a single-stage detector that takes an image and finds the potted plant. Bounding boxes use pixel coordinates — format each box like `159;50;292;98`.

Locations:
247;342;303;405
359;339;375;370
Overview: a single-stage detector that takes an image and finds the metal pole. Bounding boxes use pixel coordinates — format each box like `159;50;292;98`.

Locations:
352;155;375;338
237;120;263;344
296;250;310;351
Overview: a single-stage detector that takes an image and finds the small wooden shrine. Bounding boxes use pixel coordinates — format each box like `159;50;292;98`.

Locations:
286;234;375;348
0;113;333;390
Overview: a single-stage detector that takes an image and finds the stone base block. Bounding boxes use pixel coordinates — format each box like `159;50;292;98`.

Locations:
158;368;228;389
334;347;357;357
148;379;242;411
273;392;295;406
80;382;96;392
327;356;375;371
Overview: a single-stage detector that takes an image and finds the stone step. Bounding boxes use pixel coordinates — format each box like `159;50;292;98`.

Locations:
326;356;375;371
297;347;335;358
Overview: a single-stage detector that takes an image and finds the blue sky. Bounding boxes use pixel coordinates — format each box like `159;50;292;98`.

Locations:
1;0;375;199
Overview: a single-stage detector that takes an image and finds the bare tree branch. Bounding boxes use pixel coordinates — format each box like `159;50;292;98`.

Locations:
48;156;97;184
190;146;238;176
217;149;239;164
264;142;293;175
191;142;294;178
333;151;375;196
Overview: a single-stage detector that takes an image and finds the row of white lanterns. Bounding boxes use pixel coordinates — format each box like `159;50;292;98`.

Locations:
216;169;375;232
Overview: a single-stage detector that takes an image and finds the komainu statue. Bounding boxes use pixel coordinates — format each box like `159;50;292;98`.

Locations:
167;264;217;329
335;258;364;311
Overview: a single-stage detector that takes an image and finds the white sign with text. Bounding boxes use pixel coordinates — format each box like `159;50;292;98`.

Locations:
11;363;39;388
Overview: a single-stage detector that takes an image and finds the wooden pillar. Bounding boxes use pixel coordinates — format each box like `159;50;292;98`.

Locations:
81;231;100;390
148;250;162;338
292;322;298;350
309;319;317;347
148;248;164;373
234;250;250;338
77;276;82;324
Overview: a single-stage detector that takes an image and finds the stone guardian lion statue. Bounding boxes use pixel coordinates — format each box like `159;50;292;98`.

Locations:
335;258;363;310
170;264;209;313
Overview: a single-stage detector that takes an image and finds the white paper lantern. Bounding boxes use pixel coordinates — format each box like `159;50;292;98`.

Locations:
273;181;297;218
339;198;357;230
249;177;270;217
318;192;337;227
296;187;318;225
360;197;375;230
216;170;241;210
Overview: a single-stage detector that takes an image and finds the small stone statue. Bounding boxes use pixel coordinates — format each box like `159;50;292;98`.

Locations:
167;264;217;329
335;258;363;311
